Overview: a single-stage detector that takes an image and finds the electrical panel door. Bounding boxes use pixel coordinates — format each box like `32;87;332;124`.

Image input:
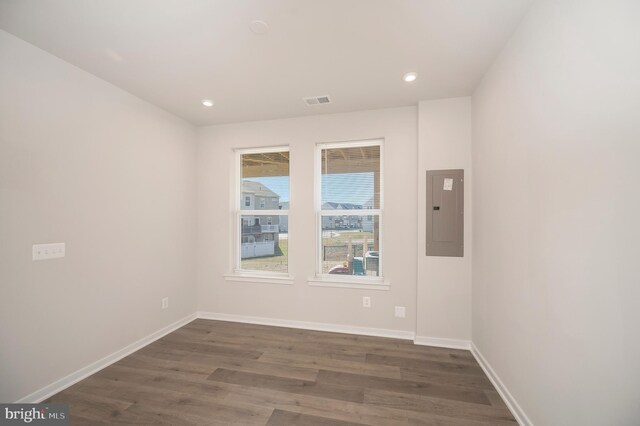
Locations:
426;169;464;257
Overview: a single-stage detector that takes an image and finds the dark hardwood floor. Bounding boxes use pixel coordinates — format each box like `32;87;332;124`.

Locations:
46;319;516;425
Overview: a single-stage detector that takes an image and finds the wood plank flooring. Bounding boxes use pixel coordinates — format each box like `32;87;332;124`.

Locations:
46;319;516;425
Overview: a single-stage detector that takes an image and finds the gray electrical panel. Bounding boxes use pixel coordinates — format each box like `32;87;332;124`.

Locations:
426;169;464;257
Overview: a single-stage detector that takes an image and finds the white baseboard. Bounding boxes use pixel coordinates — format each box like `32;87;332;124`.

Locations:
198;311;416;341
470;343;533;426
414;335;470;350
16;312;198;403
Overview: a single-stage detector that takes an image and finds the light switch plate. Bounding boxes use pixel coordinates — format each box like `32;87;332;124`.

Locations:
394;306;406;318
33;243;65;261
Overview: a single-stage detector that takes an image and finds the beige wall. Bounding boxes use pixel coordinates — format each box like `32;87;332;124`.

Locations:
197;102;473;339
0;30;197;402
417;98;472;343
197;107;419;332
472;0;640;424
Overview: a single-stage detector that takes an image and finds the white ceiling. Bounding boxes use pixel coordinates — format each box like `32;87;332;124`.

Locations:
0;0;532;126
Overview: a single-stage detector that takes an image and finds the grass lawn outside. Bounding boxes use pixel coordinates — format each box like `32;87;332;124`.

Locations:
240;239;288;273
240;230;376;274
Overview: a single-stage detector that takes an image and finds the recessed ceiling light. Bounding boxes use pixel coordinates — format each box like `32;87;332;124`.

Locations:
249;20;269;35
403;72;418;83
201;99;214;107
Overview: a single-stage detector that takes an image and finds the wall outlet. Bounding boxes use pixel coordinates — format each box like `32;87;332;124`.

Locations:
161;297;169;309
32;243;65;261
362;296;371;308
395;306;406;318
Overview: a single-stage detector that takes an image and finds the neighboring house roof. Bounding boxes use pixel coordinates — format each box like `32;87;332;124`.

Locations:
363;197;374;208
322;202;363;210
242;181;279;198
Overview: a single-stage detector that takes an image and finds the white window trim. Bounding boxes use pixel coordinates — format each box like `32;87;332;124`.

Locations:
227;146;293;282
307;276;390;290
225;273;294;285
312;138;386;286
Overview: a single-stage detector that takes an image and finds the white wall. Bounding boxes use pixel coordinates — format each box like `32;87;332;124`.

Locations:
417;98;472;344
472;0;640;424
0;30;197;402
197;107;418;332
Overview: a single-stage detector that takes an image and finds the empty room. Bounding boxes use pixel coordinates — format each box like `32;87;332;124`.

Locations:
1;0;638;425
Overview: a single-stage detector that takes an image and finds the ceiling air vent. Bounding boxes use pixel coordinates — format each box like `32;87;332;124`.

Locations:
304;95;331;106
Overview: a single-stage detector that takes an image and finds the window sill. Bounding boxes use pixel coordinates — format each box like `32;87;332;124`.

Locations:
224;273;294;285
307;277;390;291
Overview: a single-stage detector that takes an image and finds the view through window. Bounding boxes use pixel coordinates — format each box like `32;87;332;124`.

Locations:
318;141;382;278
237;148;289;274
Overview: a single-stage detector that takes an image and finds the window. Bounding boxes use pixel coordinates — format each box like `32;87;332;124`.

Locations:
234;147;289;276
316;140;383;281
